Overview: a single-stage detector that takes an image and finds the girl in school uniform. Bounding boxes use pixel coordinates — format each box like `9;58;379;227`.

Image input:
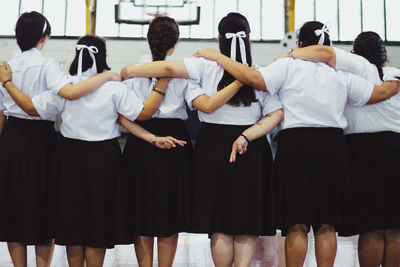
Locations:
0;34;186;267
284;31;400;267
120;16;250;267
0;12;120;267
192;21;400;267
121;13;283;267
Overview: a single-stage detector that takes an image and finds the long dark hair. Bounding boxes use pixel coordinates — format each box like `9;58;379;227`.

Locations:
15;11;52;51
147;16;179;61
297;21;331;47
353;31;387;81
217;12;256;107
69;35;111;75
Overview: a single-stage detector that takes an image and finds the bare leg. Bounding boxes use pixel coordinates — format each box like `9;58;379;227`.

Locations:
85;247;106;267
285;224;309;267
157;234;178;267
66;245;85;267
35;239;54;267
134;236;155;267
7;242;27;267
315;224;337;267
358;230;384;267
383;229;400;267
233;235;257;267
210;233;234;267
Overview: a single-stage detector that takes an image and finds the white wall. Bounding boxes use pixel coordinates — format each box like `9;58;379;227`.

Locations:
1;38;400;72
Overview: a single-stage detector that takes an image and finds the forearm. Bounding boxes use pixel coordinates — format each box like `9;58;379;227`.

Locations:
121;61;189;80
0;111;5;133
215;54;266;90
193;80;242;114
368;81;400;104
118;115;155;143
291;45;336;67
58;72;111;100
4;82;39;116
242;109;283;141
136;79;169;121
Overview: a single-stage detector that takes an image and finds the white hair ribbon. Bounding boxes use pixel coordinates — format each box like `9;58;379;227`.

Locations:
225;31;247;65
314;24;330;45
75;44;98;79
42;20;47;34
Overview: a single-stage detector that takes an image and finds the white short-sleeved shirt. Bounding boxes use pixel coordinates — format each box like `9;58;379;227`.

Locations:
32;70;144;141
334;48;400;134
259;58;374;130
123;77;204;120
183;57;282;125
0;48;71;121
0;89;5;111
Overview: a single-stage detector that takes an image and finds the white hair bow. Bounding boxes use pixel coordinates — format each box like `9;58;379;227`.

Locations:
314;24;330;45
225;31;247;65
42;20;47;34
75;44;98;79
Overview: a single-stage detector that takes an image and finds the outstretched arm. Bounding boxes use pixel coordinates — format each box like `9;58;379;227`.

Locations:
118;115;186;149
368;81;400;104
58;71;121;100
230;109;283;163
136;78;171;121
192;80;243;114
121;61;189;80
274;45;336;67
0;62;38;116
193;48;267;91
0;110;5;134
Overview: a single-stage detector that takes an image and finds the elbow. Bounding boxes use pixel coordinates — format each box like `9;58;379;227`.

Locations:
136;112;152;121
120;65;132;80
275;109;284;121
164;62;176;76
61;91;79;100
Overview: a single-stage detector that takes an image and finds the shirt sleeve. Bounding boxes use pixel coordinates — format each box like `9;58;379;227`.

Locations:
183;57;206;83
383;66;400;81
184;79;206;110
260;91;283;116
115;83;144;121
257;58;289;95
342;71;374;107
32;90;66;120
0;89;5;110
44;59;72;94
334;47;377;80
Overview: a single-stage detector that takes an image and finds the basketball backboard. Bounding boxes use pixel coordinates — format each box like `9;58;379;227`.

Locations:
115;0;200;25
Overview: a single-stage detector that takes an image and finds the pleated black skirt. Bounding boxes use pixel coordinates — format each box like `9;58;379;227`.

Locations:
51;136;132;248
189;122;276;236
274;127;350;235
0;116;56;245
342;131;400;235
123;118;192;237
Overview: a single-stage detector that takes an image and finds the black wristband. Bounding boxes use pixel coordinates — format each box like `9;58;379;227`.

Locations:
152;88;165;96
240;133;250;143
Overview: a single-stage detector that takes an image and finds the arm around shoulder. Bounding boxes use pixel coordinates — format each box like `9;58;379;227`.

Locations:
367;81;400;104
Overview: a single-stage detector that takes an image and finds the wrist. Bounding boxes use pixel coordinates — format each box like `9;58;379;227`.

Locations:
151;134;158;146
2;79;11;87
240;133;250;143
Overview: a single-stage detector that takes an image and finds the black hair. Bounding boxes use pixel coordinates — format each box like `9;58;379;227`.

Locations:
15;11;52;52
353;31;387;81
69;35;111;75
298;21;331;48
147;16;180;61
217;12;256;107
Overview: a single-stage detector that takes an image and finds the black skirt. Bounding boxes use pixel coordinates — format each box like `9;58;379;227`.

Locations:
189;122;276;236
342;131;400;235
274;127;350;235
51;137;132;248
0;116;56;245
122;118;192;237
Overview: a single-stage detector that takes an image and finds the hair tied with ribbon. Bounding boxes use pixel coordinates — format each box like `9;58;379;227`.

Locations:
225;31;247;65
75;44;99;80
314;24;331;45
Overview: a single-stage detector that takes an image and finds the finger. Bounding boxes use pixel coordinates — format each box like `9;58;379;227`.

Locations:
236;142;243;154
229;148;237;163
170;137;187;147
